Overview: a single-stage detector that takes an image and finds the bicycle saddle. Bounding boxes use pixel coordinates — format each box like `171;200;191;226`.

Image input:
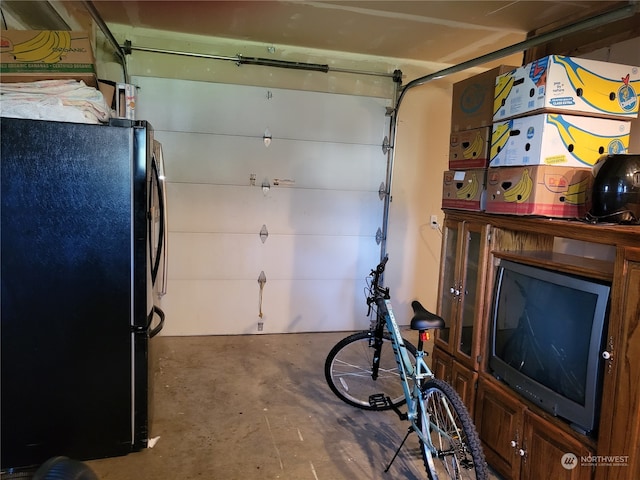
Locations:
410;300;445;330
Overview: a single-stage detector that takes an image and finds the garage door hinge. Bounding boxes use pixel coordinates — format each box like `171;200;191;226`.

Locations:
376;227;384;245
259;224;269;243
378;182;387;200
382;136;392;154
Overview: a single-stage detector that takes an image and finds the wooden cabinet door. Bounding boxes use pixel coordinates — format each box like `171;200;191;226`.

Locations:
452;359;478;418
431;345;452;383
596;247;640;480
521;410;594;480
475;376;525;479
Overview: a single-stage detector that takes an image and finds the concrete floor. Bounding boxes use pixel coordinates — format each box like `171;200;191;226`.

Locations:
84;332;502;480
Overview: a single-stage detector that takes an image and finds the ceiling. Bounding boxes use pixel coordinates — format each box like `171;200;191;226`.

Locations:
85;1;634;65
2;1;638;70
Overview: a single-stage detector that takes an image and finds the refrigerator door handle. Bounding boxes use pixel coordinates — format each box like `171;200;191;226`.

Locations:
149;305;165;338
149;158;165;286
152;140;168;297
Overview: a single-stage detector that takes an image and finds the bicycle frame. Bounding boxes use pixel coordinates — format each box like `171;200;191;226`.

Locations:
376;297;439;457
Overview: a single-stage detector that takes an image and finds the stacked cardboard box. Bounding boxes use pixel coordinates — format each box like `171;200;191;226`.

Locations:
0;30;97;86
442;66;517;211
486;55;639;218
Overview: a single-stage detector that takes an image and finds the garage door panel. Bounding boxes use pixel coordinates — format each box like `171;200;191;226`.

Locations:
262;278;372;333
161;277;371;336
159;279;259;336
168;183;384;236
155;130;386;191
167;232;261;280
168;231;380;281
137;76;390;143
261;234;381;280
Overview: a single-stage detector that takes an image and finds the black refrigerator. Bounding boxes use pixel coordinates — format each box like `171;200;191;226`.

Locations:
1;117;167;470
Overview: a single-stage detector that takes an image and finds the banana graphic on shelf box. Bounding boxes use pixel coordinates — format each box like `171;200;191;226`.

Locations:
455;171;480;199
561;176;591;205
553;56;639;117
462;131;484;159
10;31;72;63
546;114;629;166
503;168;533;203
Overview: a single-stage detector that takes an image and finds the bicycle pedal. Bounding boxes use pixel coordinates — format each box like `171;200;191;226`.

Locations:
368;393;390;408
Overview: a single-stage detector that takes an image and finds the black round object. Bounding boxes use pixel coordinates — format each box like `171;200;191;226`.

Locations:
589;154;640;224
32;457;99;480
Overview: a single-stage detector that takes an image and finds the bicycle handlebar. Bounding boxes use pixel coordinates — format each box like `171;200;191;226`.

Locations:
368;255;390;303
376;255;389;274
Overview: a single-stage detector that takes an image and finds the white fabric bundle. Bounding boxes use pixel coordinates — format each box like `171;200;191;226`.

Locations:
0;79;112;124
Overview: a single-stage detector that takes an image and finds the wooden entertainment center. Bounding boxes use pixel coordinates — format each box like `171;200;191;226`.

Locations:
432;209;640;480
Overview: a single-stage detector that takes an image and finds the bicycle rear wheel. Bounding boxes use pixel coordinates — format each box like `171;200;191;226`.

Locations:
324;331;416;411
418;378;487;480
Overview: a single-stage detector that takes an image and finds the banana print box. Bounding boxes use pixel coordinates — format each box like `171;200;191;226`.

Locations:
449;127;491;169
485;166;593;218
490;113;630;168
0;30;96;86
442;169;487;211
494;55;639;121
451;65;518;131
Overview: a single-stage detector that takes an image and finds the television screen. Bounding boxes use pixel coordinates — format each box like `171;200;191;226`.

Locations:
490;259;610;433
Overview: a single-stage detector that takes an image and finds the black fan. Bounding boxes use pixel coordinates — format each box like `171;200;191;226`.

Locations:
32;457;98;480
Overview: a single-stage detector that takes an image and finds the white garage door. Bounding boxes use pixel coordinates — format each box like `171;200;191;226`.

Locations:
134;76;392;335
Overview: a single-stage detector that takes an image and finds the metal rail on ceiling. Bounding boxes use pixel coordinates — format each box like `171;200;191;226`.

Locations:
121;42;398;79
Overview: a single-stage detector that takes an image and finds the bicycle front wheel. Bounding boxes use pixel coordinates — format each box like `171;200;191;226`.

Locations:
324;331;416;411
418;378;488;480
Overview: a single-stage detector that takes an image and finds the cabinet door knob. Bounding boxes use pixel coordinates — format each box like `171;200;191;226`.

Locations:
510;440;517;448
518;448;526;457
602;351;612;360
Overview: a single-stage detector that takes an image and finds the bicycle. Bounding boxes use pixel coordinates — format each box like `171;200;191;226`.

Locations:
325;255;488;479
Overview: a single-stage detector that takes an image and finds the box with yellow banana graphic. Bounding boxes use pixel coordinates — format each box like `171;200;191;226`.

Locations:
451;65;518;132
485;165;593;218
449;126;491;169
0;30;96;86
494;55;639;121
442;169;487;211
490;113;630;168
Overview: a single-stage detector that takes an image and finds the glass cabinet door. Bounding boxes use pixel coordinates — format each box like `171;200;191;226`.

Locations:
436;217;490;370
436;220;460;348
458;225;482;359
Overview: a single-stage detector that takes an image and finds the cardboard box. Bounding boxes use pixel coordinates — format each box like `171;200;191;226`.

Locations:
116;83;136;119
451;65;518;132
0;30;96;86
490;113;630;168
494;55;640;121
485;165;593;218
442;169;487;211
98;79;116;110
449;127;491;169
